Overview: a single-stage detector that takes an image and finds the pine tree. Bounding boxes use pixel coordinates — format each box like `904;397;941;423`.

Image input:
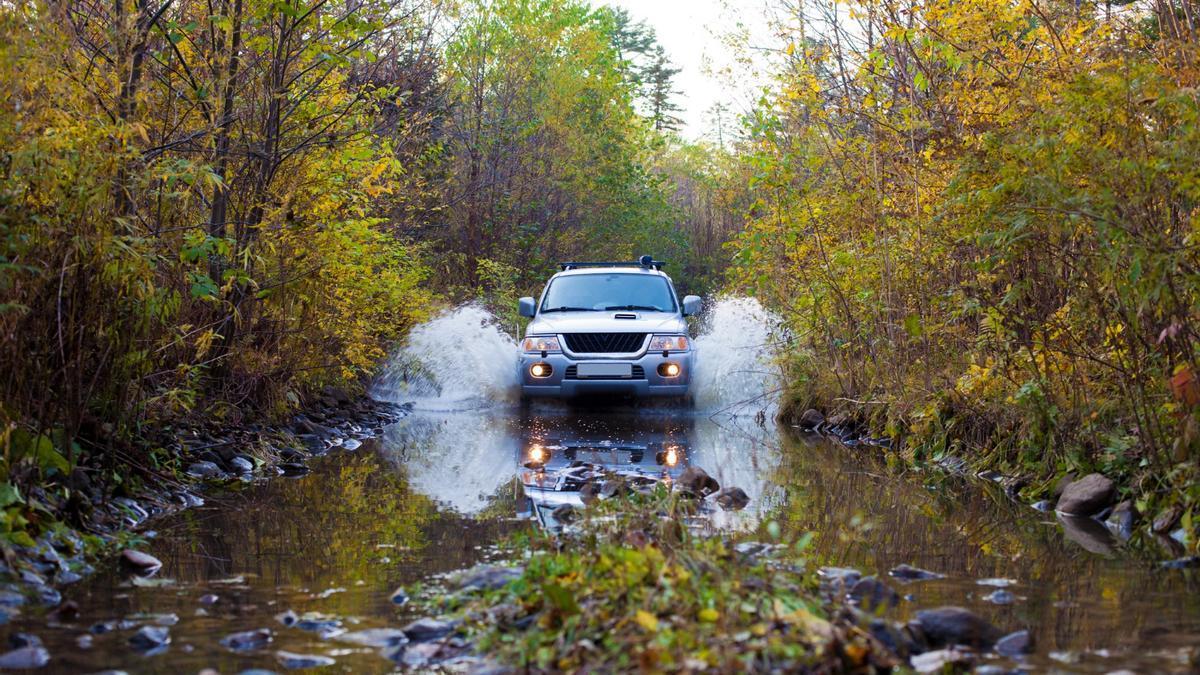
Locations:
645;46;683;132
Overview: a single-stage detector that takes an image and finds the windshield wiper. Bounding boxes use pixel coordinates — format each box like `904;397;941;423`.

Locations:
541;306;596;313
603;305;665;312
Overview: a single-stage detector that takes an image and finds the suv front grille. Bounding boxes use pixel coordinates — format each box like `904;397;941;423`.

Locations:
565;365;645;380
562;333;646;354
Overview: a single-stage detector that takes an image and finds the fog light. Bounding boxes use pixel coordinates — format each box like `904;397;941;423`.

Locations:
530;362;552;378
658;362;681;377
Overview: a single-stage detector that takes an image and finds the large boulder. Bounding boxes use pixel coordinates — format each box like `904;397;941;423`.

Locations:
913;606;1002;649
1056;473;1116;517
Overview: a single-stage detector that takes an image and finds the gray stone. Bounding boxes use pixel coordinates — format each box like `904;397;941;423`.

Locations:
0;646;50;669
1055;473;1116;517
186;461;225;479
127;626;170;651
910;648;974;673
402;617;456;642
1105;500;1139;540
333;628;408;648
275;651;335;669
119;550;162;574
914;606;1001;648
995;629;1033;656
275;610;298;627
220;628;272;651
229;456;254;474
888;564;944;582
983;589;1016;604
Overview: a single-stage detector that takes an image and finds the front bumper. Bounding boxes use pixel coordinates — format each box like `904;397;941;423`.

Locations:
519;350;694;399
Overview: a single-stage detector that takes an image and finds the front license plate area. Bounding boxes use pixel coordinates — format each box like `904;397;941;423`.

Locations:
578;363;632;379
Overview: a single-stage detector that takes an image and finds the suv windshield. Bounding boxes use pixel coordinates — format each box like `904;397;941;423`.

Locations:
541;274;677;313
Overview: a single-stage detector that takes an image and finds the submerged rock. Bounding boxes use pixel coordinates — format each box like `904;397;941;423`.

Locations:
715;487;750;511
983;589;1016;604
220;628;272;651
914;606;1001;649
0;646;50;669
888;564;944;582
128;626;170;651
1055;473;1115;517
818;567;862;590
333;628;409;648
278;462;310;477
389;588;409;606
910;647;974;673
275;609;298;627
276;650;335;669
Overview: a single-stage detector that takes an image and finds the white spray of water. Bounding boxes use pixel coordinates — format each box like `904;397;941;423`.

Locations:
692;296;783;415
371;296;783;412
370;304;518;410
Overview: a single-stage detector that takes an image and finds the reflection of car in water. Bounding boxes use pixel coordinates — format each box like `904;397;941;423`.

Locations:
516;256;701;401
516;414;692;530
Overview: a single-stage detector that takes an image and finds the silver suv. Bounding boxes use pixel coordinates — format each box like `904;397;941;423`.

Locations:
517;257;700;400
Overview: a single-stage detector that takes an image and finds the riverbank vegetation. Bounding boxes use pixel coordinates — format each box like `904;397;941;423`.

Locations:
725;0;1200;543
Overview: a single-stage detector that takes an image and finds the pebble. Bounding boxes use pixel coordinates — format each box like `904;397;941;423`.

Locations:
983;589;1016;604
402;617;456;642
186;461;225;479
275;610;298;627
995;629;1033;656
220;628;273;651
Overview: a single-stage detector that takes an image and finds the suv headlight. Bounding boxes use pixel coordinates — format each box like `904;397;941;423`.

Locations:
649;335;689;351
523;336;561;353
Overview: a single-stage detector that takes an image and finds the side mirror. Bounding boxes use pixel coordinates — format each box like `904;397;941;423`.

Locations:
518;297;536;318
682;295;702;317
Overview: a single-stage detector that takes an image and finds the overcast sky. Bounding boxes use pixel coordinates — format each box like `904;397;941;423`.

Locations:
605;0;777;142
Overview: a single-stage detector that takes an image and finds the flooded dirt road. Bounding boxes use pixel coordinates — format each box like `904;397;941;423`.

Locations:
7;406;1200;672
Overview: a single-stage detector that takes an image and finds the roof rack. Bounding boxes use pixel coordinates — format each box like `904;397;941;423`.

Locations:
559;255;665;271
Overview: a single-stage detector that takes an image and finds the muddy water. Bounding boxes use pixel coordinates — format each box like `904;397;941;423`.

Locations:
7;408;1200;673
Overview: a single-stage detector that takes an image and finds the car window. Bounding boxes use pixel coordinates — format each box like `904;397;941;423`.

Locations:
540;274;677;312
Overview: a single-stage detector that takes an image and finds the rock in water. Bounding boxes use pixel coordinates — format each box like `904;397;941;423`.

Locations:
849;577;899;611
888;564;944;581
798;408;825;430
119;550;162;574
910;648;974;673
994;629;1033;656
715;487;750;511
452;565;523;592
1105;500;1139;540
914;606;1002;648
220;628;272;651
275;609;298;627
333;628;409;648
128;626;170;651
276;651;335;669
0;646;50;669
550;503;577;524
1055;473;1115;517
677;466;720;496
402;617;456;642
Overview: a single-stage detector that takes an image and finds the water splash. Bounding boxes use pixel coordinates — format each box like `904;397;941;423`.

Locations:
371;297;783;413
370;304;518;410
692;296;783;415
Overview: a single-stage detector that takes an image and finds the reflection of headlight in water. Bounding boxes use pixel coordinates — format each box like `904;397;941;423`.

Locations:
665;447;679;467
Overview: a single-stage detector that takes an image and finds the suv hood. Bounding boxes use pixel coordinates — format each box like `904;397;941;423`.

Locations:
526;311;687;336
